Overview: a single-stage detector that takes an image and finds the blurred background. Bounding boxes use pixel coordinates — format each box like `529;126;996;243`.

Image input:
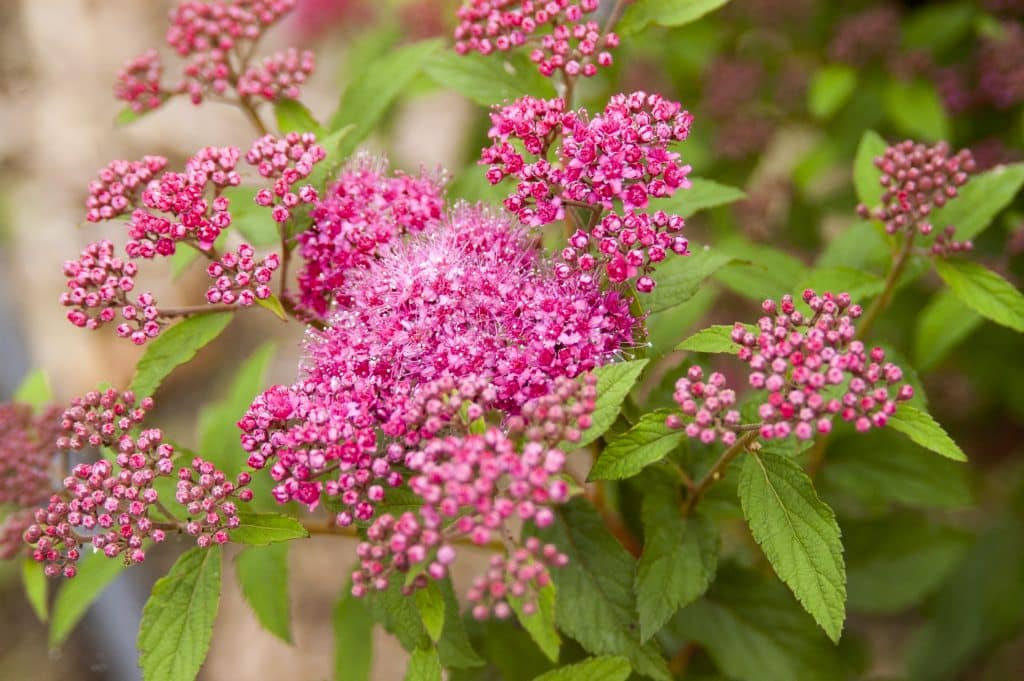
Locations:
1;0;1022;679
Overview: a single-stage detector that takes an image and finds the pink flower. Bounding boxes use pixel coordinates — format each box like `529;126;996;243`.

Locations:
113;50;164;113
238;48;316;102
205;243;279;306
85;156;168;223
245;132;325;224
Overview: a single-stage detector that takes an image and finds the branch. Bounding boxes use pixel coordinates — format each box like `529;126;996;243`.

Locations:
682;430;758;515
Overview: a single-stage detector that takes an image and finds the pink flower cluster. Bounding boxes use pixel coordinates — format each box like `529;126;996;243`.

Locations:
177;458;253;547
249;132;325;223
295;156;446;317
0;403;61;510
114;49;164;113
238;48;316;101
858;140;976;244
467;538;567;620
454;0;617;78
665;366;741;445
206;244;279;306
56;388;154;451
61;241;164;345
86;156;169;223
734;291;914;439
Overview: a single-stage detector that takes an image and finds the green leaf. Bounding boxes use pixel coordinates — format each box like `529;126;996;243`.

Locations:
808;64;857;119
636;490;718;641
934;163;1024;241
533;498;672;681
330;39;444;155
333;589;373;681
170;247;202;279
796;267;886;303
532;656;632;681
935;259;1024;334
138;547;222;681
510;581;560;662
843;514;970;614
619;0;731;34
130;312;233;397
714;238;808;302
853;130;888;210
415;581;446;642
436;579;485;668
574;360;649;449
671;566;848;681
589;411;684;481
256;293;288;321
22;558;48;622
274;99;324;135
236;543;293;644
13;369;52;410
738;451;846;642
819;429;972;510
818;221;890;271
645;248;735;317
424;51;555;106
647;178;745;218
647;286;718;357
914;289;983;369
222;186;280;247
228;511;309;545
50;552;127;648
406;646;442;681
902;3;976;53
887;403;967;461
675;324;748;354
883;77;950;142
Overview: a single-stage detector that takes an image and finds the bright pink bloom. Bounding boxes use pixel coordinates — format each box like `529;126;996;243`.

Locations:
246;132;325;224
238;48;315;101
85;156;168;223
114;50;164;113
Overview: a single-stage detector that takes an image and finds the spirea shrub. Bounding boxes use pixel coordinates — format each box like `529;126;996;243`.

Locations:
4;1;1024;680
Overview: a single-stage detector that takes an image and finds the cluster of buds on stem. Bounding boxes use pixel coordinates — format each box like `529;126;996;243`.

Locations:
206;244;279;306
467;538;568;619
249;132;325;223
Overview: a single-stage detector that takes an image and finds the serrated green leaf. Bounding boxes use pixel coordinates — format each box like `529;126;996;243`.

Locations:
22;558;48;622
884;78;950;142
415;581;445;642
13;369;52;410
228;512;309;545
532;498;672;681
510;581;560;662
853;130;888;210
796;267;886;302
330;39;444;155
236;543;293;644
436;579;485;668
675;324;748;354
274;99;324;135
739;451;846;642
50;551;127;648
808;64;857;119
914;288;983;369
887;403;967;461
573;360;649;449
647;178;746;218
424;51;556;106
130;312;233;397
645;248;735;318
618;0;731;34
935;258;1024;335
636;489;718;641
532;656;632;681
843;514;970;614
671;565;848;681
138;547;222;681
931;163;1024;241
405;646;442;681
222;186;280;247
589;411;684;481
333;589;373;681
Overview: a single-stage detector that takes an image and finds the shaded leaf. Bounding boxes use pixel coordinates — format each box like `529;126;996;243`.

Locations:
589;411;684;481
510;581;560;662
808;65;857;119
333;589;373;681
888;403;967;462
935;258;1024;334
222;186;280;247
648;178;746;218
574;360;649;449
415;581;446;642
22;558;48;622
228;512;309;545
130;313;233;397
931;163;1024;241
913;288;983;369
532;656;631;681
50;552;127;648
884;78;950;142
424;51;555;106
853;130;888;210
236;543;293;643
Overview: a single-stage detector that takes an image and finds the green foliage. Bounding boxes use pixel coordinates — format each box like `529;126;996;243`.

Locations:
887;403;968;462
130;313;233;397
589;410;684;481
333;589;373;681
22;558;48;622
222;186;280;247
415;581;446;643
676;324;747;354
138;548;222;681
228;511;309;545
934;258;1024;334
619;0;732;34
738;451;846;642
930;162;1024;241
274;99;324;135
853;130;888;209
405;646;442;681
236;543;293;643
883;78;950;142
424;51;556;106
714;239;808;302
914;289;982;369
532;656;631;681
510;581;560;662
648;178;746;218
808;65;857;119
13;368;52;409
796;268;885;303
50;551;128;648
573;359;649;448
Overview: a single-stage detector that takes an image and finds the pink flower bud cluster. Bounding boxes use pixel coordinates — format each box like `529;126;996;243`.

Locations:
665;366;741;445
483;92;693;226
454;0;618;78
177;458;253;547
733;290;914;439
977;22;1024;111
931;226;974;257
1;510;35;561
858;140;976;240
828;6;901;67
249;133;325;223
467;537;567;620
114;49;164;113
0;403;61;508
55;388;154;451
206;243;279;305
61;241;165;345
86;156;169;223
558;210;689;293
185;145;243;189
166;0;297;57
295;156;446;317
238;48;316;101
